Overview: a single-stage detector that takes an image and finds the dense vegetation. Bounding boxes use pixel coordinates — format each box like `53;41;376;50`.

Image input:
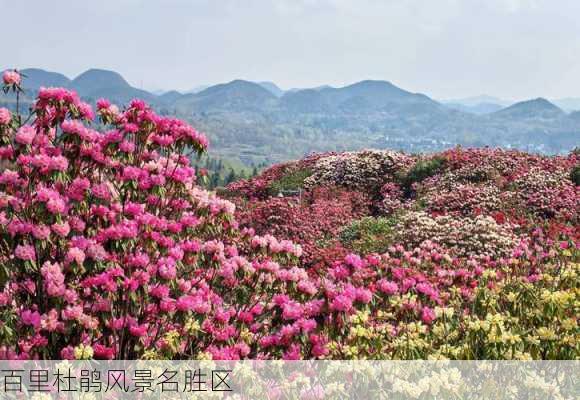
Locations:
0;70;578;361
191;154;263;189
228;148;579;359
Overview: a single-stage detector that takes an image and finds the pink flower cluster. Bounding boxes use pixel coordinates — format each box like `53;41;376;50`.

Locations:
0;108;11;125
3;70;21;86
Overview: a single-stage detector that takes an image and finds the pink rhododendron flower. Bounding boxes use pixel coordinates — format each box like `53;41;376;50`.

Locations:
21;309;41;328
3;70;21;85
344;253;363;269
41;309;60;332
355;287;373;304
15;125;36;145
41;261;66;297
129;323;149;337
51;222;70;237
14;244;36;261
377;279;399;295
93;344;115;360
421;307;436;325
157;257;177;280
0;108;11;125
65;247;85;266
330;294;353;312
60;346;75;360
31;224;51;240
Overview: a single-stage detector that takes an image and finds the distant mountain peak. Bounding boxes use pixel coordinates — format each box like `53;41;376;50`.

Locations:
78;68;128;78
184;84;210;94
203;79;259;90
493;97;564;119
158;90;184;105
504;97;561;111
225;79;258;86
175;79;277;113
196;79;275;98
342;80;400;92
64;68;159;105
350;79;394;86
71;69;131;93
280;79;438;114
529;97;557;105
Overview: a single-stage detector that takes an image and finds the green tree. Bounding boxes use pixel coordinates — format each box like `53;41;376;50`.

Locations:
226;168;237;185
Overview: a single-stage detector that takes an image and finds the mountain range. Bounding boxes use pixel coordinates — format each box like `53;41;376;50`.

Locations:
441;94;580;114
1;68;578;164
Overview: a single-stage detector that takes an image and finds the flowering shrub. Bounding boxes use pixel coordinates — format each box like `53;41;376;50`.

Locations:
378;182;408;215
328;247;579;360
422;183;507;216
235;186;371;265
226;153;326;199
2;70;21;87
0;74;326;360
303;149;413;192
513;167;578;220
394;212;518;258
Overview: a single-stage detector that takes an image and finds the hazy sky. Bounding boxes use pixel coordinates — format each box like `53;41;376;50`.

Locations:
1;0;579;100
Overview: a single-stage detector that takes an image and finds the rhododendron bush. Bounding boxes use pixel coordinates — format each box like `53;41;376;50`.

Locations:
235;187;371;265
0;72;313;360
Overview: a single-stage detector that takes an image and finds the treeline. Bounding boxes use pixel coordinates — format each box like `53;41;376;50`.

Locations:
192;154;266;189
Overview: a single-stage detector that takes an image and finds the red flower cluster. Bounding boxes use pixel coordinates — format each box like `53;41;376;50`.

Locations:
235;187;371;266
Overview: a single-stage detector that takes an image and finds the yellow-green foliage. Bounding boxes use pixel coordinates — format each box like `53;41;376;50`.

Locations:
329;249;579;360
340;217;397;255
400;156;447;189
268;168;313;195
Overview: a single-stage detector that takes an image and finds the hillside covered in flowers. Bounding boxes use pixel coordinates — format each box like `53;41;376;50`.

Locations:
226;147;579;359
0;70;578;360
